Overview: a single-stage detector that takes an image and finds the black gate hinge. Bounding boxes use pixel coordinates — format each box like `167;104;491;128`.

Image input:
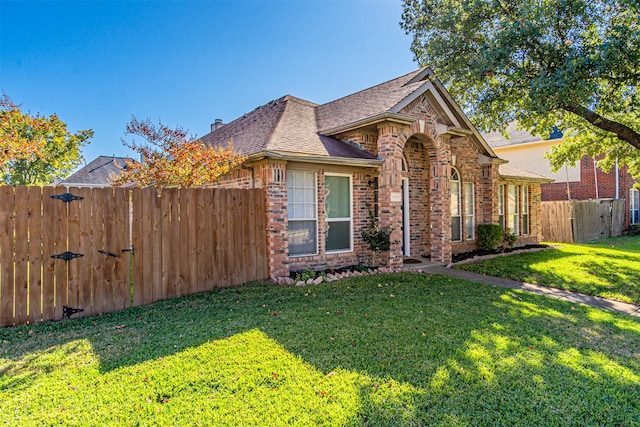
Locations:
51;192;84;203
63;306;84;319
51;251;84;261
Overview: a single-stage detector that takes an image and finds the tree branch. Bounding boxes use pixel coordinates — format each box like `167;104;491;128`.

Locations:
563;104;640;150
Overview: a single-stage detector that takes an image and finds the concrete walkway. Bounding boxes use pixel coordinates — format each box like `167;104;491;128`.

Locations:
413;264;640;318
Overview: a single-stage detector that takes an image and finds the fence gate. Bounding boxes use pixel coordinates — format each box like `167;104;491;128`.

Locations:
1;186;268;327
0;186;130;327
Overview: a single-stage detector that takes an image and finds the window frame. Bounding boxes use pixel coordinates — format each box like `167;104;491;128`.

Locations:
631;188;640;225
286;170;318;257
324;172;353;254
451;168;462;242
507;184;520;235
465;182;475;240
498;184;505;231
522;185;530;235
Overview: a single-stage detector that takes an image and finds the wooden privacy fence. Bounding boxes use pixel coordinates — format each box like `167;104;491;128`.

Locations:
0;186;268;327
541;199;625;243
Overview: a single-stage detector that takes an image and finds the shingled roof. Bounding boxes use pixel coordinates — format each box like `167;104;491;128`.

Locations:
58;156;135;187
483;121;564;148
201;68;497;163
200;95;377;162
498;163;553;182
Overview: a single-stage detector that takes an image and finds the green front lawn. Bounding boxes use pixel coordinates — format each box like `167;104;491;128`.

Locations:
1;274;638;426
456;236;640;304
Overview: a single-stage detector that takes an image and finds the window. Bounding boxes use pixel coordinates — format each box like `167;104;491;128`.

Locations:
451;168;462;241
325;174;352;252
631;188;639;225
287;170;317;256
507;185;519;235
465;182;475;240
522;185;530;235
498;184;505;230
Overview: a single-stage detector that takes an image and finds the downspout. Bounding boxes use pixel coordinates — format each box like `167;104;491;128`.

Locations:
241;165;255;189
615;157;619;199
593;158;599;199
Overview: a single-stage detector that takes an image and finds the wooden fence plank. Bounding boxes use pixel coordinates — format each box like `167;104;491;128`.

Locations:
247;190;258;282
112;187;131;310
168;188;180;298
102;187;118;313
178;190;191;295
160;188;172;300
202;188;216;291
41;187;56;322
74;187;93;317
150;188;163;303
195;189;206;292
131;188;145;306
229;190;241;286
0;186;15;327
218;189;230;288
13;186;29;325
27;186;43;324
209;189;221;288
90;187;106;315
186;188;198;296
51;186;69;321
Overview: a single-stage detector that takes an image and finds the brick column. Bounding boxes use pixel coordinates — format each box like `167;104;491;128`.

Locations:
257;161;289;278
377;122;406;269
429;135;452;264
482;164;500;224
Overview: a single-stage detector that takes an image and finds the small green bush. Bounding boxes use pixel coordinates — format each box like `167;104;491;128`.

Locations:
476;224;503;250
503;230;518;248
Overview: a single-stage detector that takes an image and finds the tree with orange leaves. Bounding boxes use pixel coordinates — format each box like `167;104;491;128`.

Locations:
0;94;92;185
113;117;245;187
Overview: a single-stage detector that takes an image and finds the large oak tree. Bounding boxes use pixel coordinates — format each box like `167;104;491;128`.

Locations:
401;0;640;178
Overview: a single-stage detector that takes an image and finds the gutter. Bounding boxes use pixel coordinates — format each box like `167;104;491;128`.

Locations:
246;150;383;168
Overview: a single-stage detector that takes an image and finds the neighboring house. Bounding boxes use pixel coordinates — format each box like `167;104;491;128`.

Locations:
484;122;639;229
202;68;550;278
57;156;134;187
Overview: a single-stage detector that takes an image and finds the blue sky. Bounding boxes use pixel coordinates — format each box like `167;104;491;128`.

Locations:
1;0;417;164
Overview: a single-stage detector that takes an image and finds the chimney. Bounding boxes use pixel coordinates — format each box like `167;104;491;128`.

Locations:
211;118;224;132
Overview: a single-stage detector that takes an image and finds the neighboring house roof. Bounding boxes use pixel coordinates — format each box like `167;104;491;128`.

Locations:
58;156;134;187
201;68;500;165
498;163;554;183
483;121;563;148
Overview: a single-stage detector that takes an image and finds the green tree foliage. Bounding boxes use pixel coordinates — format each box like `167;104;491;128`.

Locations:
0;94;92;185
401;0;640;177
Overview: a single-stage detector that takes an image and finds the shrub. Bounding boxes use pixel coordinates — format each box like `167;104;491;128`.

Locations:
503;230;518;248
476;224;503;250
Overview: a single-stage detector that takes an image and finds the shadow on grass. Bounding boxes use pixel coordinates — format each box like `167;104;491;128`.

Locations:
1;273;639;425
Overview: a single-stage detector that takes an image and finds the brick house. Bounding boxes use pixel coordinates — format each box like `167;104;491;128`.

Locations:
484;122;640;230
203;69;550;278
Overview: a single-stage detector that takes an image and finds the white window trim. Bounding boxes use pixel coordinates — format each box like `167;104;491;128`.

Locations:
498;184;505;230
522;185;530;235
465;182;475;240
287;170;318;257
631;188;640;225
325;172;353;254
451;168;462;242
507;184;520;235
